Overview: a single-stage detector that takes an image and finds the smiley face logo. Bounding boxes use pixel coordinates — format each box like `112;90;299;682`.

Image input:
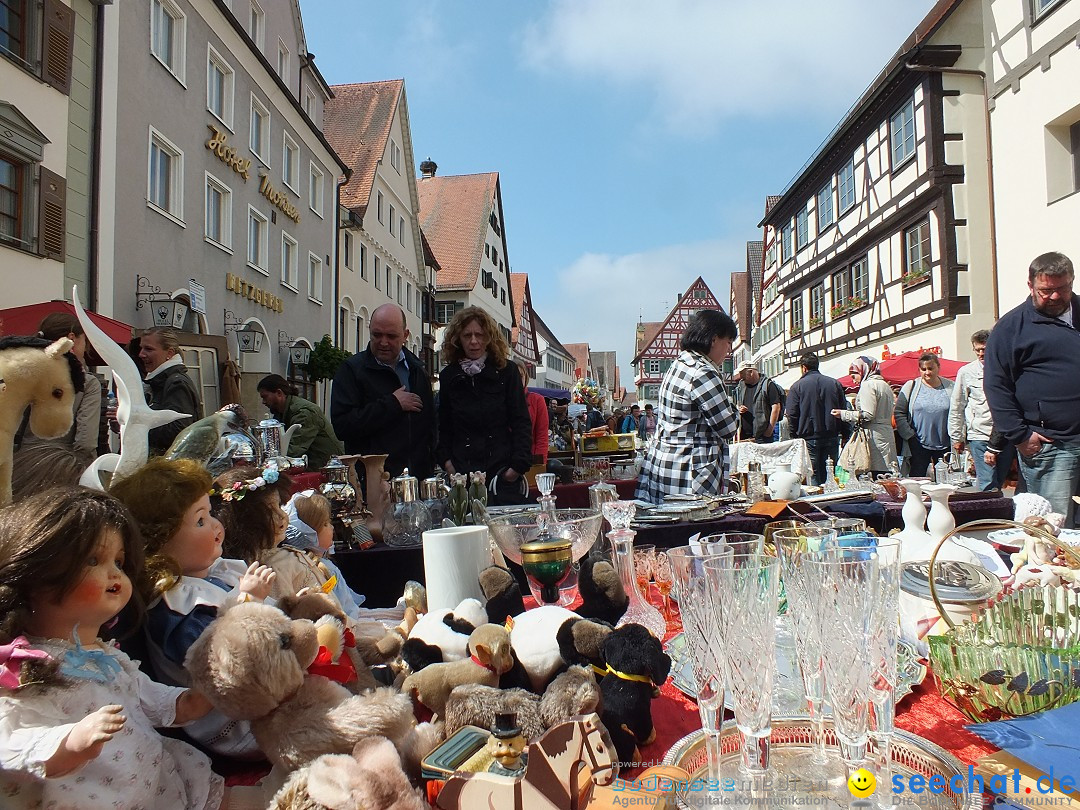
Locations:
848;768;876;798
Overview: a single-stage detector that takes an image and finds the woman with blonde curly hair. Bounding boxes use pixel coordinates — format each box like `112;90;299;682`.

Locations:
437;306;532;505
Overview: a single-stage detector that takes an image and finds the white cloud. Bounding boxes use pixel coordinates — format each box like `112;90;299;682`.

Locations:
521;0;935;134
534;238;746;394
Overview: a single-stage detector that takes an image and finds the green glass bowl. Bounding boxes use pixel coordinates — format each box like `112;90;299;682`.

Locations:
929;587;1080;722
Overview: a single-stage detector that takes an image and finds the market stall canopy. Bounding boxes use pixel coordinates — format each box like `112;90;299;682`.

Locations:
0;300;135;366
530;386;571;401
836;350;968;390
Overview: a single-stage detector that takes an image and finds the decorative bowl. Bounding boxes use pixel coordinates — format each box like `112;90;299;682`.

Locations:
929;587;1080;722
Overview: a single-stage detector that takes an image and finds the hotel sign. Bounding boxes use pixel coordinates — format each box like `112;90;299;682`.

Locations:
258;174;301;224
205;125;251;181
225;273;284;313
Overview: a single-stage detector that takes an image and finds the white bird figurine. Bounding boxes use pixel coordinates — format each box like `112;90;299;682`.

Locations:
73;286;189;489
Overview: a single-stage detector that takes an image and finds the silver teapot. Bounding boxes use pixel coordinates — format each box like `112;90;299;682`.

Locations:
253;414;300;458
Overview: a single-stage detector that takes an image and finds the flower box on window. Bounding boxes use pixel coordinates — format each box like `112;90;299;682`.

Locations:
808;316;823;329
901;267;931;289
789;325;803;338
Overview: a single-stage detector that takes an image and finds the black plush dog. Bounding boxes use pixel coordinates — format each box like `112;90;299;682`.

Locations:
598;623;672;765
576;552;629;626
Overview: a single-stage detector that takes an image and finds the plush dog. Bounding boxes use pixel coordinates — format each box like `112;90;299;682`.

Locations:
185;602;430;771
576;552;628;626
478;565;526;624
556;616;614;680
598;623;672;764
269;736;432;810
401;598;488;673
442;664;601;741
401;624;514;717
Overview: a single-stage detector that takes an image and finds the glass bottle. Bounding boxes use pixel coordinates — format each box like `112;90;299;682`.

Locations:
602;501;667;640
823;458;839;493
384;468;432;547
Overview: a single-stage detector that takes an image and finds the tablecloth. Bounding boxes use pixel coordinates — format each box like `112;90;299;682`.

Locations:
730;439;813;480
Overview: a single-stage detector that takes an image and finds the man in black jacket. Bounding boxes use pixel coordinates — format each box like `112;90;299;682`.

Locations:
784;352;849;486
139;327;200;455
330;303;435;478
985;251;1080;523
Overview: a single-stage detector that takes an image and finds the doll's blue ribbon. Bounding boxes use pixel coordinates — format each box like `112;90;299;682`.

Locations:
60;631;122;683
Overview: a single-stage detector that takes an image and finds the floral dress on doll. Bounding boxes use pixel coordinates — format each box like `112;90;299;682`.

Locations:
0;636;223;809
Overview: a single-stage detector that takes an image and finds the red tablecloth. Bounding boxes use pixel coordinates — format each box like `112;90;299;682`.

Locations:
288;470;324;494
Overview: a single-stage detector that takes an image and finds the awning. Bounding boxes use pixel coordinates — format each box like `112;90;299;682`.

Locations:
529;386;572;401
836;350;968;390
0;300;135;365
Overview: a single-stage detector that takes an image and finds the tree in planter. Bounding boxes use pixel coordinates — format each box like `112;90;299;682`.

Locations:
305;334;351;403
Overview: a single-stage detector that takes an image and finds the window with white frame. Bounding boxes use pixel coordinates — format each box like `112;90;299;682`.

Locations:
374;256;381;288
307;252;322;302
810;283;825;323
390;139;401;172
647;359;660;375
204;173;231;248
247;206;268;272
147;128;183;221
791;296;803;332
816;182;834;231
247;0;264;49
276;39;289;81
343;231;352;270
904;218;932;277
838;156;855;213
1032;0;1064;21
206;46;234;128
796;205;809;249
281;232;298;289
304;89;316;118
890;97;916;167
832;269;852;310
398;215;405;246
377;190;384;223
308;162;323;216
150;0;185;82
763;280;778;307
282;131;299;192
354;315;363;353
780;220;793;263
250;94;269;164
852;257;869;303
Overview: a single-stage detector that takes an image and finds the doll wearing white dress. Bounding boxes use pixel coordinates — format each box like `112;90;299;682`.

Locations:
0;488;223;809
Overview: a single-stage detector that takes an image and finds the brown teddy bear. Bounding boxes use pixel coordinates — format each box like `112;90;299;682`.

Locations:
185;601;436;771
400;624;514;717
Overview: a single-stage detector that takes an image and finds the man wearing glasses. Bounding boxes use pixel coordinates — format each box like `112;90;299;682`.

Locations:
949;330;1014;490
985;252;1080;523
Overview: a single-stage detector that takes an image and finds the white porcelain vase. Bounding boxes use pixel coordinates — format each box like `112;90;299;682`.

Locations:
767;463;803;501
898;478;927;535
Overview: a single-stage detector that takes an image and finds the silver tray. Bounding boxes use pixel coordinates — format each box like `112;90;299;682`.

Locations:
661;717;980;809
665;632;927;715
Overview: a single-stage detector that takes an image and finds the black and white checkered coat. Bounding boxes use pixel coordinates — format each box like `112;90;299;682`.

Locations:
635;350;739;504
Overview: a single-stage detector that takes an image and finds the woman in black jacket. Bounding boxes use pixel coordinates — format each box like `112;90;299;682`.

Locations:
139;327;201;455
437;306;532;505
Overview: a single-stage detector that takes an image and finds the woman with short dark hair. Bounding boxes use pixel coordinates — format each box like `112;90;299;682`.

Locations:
636;309;740;503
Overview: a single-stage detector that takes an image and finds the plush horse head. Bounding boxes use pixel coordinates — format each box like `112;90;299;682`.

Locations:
0;335;82;505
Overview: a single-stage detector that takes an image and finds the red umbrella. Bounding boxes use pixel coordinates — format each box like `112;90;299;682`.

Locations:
837;350;968;389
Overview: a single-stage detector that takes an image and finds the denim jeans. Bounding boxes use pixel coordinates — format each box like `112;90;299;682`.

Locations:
968;439;1015;491
804;436;840;486
1019;440;1080;526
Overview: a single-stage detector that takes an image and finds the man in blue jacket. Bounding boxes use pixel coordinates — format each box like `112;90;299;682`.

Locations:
984;251;1080;524
784;352;849;486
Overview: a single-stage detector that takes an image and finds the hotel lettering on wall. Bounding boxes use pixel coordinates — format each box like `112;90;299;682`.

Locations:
205;125;251;181
258;175;301;223
225;273;284;313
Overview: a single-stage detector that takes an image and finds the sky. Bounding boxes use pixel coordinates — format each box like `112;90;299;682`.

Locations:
302;0;938;389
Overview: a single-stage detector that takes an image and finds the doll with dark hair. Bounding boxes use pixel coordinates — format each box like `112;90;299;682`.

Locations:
110;457;277;758
213;465;293;566
0;487;221;808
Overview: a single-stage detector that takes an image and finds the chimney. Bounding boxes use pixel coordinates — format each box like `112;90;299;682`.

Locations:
419;158;437;178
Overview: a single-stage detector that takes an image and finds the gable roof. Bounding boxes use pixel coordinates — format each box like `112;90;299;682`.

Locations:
635;321;662;359
632;277;724;364
533;310;571;358
416;173;500;291
324;80;404;217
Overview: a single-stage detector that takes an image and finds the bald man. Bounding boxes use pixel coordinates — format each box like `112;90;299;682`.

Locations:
330;303;435;477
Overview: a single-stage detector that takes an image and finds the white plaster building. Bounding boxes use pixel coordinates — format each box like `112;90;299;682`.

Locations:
533;310;575;391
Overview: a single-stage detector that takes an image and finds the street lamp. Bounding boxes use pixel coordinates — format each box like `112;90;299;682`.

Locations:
150;299;188;329
278;330;311;365
235;325;264;353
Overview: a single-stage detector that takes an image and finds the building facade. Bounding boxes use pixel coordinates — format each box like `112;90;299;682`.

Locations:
533;310;575;391
760;0;994;388
97;0;347;411
987;0;1080;308
416;169;517;353
509;272;539;375
324;79;427;365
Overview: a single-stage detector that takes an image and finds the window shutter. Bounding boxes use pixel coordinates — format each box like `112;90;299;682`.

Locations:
42;0;75;95
38;167;66;260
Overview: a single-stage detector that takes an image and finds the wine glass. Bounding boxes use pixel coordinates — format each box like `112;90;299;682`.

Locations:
653;551;674;623
634;544;655;599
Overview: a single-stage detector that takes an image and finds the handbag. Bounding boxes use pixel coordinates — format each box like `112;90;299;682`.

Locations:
837;426;873;475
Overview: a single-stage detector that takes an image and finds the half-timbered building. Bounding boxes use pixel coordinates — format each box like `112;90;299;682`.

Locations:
509;272;540;376
631;276;726;403
760;0;994;388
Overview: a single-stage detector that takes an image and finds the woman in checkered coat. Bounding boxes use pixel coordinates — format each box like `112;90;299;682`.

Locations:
636;310;740;504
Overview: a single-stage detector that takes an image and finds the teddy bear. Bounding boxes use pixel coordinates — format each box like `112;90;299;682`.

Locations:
598;623;672;764
442;664;601;742
269;736;428;810
400;624;514;717
185;601;438;771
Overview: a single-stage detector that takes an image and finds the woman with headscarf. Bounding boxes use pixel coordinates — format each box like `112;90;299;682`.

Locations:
831;355;898;476
636;309;740;503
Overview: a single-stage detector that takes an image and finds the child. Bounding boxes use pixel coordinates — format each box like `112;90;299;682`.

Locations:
109;457;277;758
0;487;223;809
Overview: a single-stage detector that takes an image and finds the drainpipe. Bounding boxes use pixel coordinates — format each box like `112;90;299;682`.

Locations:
905;62;1000;320
87;3;106;311
333;176;347;346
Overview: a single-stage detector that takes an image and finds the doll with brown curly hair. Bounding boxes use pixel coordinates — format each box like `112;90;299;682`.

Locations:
0;487;221;808
212;465;293;566
110;457;277;758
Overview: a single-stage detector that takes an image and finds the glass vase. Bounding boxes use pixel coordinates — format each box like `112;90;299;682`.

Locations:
602;501;666;640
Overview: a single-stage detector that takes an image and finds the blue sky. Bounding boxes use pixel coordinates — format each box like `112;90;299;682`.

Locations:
303;0;937;388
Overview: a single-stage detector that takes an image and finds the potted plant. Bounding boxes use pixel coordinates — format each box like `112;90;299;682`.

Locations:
789;324;803;338
808;316;823;329
902;266;931;288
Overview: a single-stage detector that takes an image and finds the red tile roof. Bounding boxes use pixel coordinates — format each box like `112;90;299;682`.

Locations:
635;322;662;358
416;173;499;291
563;343;591;379
323;80;403;217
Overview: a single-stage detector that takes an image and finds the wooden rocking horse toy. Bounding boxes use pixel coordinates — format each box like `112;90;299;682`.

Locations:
435;713;617;810
0;335;82;505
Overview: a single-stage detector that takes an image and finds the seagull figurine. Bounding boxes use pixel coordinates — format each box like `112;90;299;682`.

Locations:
73;286;189;489
164;407;243;468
